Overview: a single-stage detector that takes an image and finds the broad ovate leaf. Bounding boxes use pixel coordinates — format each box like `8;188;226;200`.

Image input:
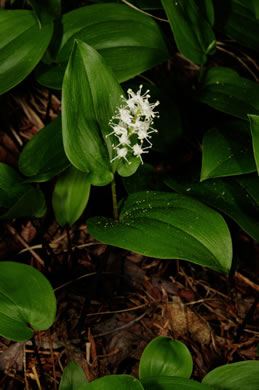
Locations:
201;121;256;181
36;3;168;88
142;376;212;390
62;40;127;185
202;361;259;390
197;67;259;119
0;163;46;218
248;114;259;174
52;166;91;227
78;375;144;390
214;0;259;51
59;361;88;390
0;10;53;94
28;0;61;26
139;337;193;380
19;116;70;182
161;0;216;65
0;262;56;341
87;191;232;274
236;173;259;206
165;175;259;242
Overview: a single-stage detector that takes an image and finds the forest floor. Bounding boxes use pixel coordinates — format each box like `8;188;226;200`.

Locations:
0;83;259;390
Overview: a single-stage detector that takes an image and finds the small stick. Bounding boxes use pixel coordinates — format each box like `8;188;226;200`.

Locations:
23;344;30;390
91;311;147;339
32;366;42;390
48;330;57;390
31;335;47;389
121;0;168;22
7;225;45;266
234;271;259;293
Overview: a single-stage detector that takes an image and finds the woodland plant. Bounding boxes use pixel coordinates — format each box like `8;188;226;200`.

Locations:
59;336;259;390
0;0;259;387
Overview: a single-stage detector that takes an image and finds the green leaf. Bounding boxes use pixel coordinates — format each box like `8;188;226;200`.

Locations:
78;375;144;390
236;173;259;206
252;0;259;19
0;262;56;342
34;62;66;89
214;0;259;51
87;191;232;274
0;10;53;94
19;116;70;182
1;186;46;219
141;376;212;390
52;166;91;227
59;361;88;390
202;361;259;390
0;163;46;218
197;67;259;119
139;337;193;380
248;114;259;174
28;0;61;26
161;0;216;65
197;0;215;25
201;121;256;181
62;40;129;185
35;3;168;89
165;174;259;242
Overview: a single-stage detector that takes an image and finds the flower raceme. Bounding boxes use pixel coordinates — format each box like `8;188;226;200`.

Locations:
107;85;159;164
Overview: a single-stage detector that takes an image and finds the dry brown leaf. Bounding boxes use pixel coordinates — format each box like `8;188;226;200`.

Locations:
167;296;211;344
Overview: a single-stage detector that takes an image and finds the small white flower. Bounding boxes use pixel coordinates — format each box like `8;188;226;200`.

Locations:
106;124;127;138
137;126;158;145
131;143;150;164
111;147;130;163
116;133;130;147
107;85;159;165
117;108;133;125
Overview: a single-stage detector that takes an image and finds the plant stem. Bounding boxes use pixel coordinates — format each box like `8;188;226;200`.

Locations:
198;63;205;83
111;176;119;220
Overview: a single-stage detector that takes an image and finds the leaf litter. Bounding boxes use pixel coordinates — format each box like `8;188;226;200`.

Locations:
0;85;259;389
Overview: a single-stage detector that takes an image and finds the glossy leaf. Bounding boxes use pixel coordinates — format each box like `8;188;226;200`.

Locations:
36;3;168;89
0;163;46;219
28;0;61;26
197;67;259;119
165;174;259;242
202;361;259;390
201;121;256;181
0;262;56;341
0;10;53;94
19;116;70;182
142;376;211;390
139;337;193;380
62;40;117;185
161;0;216;65
214;0;259;51
248;114;259;174
52;166;91;227
59;361;88;390
78;375;144;390
87;191;232;274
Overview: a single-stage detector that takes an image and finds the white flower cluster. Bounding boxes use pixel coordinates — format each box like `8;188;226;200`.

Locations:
107;85;159;164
